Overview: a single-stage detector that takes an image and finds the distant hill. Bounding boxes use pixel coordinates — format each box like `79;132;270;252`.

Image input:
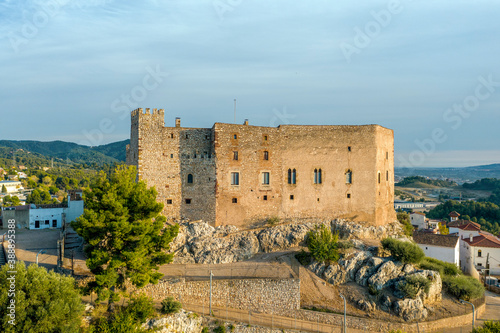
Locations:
395;164;500;183
396;176;457;188
0;139;129;167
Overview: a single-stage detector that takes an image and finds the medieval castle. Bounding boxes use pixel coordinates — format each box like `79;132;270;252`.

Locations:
126;108;396;227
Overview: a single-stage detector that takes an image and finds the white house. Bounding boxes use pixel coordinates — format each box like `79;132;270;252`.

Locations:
410;212;426;230
461;232;500;276
0;180;23;194
413;231;460;265
2;190;84;229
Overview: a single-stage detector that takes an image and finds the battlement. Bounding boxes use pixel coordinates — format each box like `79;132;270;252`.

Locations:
131;108;165;120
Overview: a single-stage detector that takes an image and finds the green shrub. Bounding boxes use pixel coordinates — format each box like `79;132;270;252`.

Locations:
398;275;431;299
126;294;156;323
443;275;485;300
306;225;340;263
471;321;500;333
368;284;379;296
295;249;312;266
161;297;182;314
266;216;280;226
397;212;414;237
229;324;235;332
420;257;461;276
381;238;424;264
336;240;355;250
201;327;210;333
214;325;226;333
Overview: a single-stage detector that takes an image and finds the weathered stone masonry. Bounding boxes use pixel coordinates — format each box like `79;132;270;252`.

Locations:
127;108;396;227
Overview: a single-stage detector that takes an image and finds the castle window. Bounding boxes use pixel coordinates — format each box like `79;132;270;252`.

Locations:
386;171;389;181
185;198;192;204
264;135;268;141
348;146;352;152
287;169;297;184
233;134;238;139
186;134;189;139
187;174;194;184
290;195;294;200
263;151;269;160
231;172;239;185
347;193;351;198
378;172;381;184
386;151;389;160
346;170;352;184
314;169;322;184
232;198;238;204
206;135;210;140
262;172;270;185
478;250;482;257
170;133;174;138
263;195;268;201
233;151;238;160
167;199;172;204
170;154;173;158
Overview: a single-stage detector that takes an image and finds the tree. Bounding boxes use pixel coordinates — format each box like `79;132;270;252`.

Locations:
397;212;414;237
72;165;179;303
439;222;449;235
381;238;425;264
0;261;84;333
306;224;340;263
2;195;20;207
1;184;6;193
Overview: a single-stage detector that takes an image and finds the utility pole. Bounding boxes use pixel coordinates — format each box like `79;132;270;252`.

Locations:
340;293;347;333
209;270;214;316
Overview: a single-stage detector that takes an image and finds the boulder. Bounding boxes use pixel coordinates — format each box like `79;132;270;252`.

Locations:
355;257;385;286
357;299;377;312
331;219;403;240
403;270;442;304
394;298;428;322
143;310;203;333
258;223;313;252
322;264;348;285
339;251;372;280
379;296;392;311
368;261;404;291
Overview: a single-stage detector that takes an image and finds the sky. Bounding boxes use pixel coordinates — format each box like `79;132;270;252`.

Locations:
0;0;499;168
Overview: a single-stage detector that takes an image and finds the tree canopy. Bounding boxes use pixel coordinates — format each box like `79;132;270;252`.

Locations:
72;165;179;302
0;262;84;333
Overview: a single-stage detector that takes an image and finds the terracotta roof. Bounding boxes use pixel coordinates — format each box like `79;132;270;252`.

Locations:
463;234;500;248
448;219;479;228
413;231;459;248
411;212;426;216
458;222;481;231
449;211;460;217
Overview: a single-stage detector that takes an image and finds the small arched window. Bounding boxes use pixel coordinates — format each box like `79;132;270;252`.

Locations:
378;172;381;184
386;170;389;181
346;170;352;184
287;169;292;184
263;151;269;160
187;174;194;184
478;250;482;257
292;169;297;184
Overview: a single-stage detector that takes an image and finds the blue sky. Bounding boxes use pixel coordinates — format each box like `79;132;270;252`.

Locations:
1;0;499;167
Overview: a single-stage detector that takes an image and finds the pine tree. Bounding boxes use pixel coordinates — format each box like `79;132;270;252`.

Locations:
72;165;179;303
0;262;84;333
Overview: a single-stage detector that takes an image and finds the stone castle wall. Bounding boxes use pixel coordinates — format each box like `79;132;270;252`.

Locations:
127;108;395;227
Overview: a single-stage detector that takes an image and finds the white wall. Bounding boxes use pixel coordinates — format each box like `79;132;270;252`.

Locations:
471;245;500;275
29;207;64;229
410;213;426;230
64;198;84;223
418;243;459;265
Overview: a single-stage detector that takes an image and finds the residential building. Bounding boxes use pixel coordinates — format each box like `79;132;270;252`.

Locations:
413;231;460;265
0;180;23;194
410;212;426;230
461;232;500;275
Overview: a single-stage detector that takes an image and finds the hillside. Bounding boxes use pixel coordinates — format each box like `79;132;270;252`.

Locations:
395;164;500;183
0;139;129;167
396;176;457;188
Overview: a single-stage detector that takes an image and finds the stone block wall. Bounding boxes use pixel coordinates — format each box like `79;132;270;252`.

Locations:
134;278;300;315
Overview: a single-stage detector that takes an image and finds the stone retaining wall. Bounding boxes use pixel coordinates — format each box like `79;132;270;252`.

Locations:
133;278;300;316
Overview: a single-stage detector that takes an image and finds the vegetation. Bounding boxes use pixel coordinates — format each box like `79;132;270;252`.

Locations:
72;165;179;304
443;275;484;300
427;200;500;235
214;325;227;333
471;321;500;333
0;262;84;333
306;225;340;263
420;257;461;276
266;216;280;226
86;295;155;333
295;249;313;266
381;238;425;264
397;212;414;237
396;176;457;188
397;274;431;299
201;327;210;333
2;195;20;206
438;222;449;235
160;297;182;315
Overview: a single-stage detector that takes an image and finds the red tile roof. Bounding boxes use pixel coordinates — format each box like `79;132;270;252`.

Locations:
448;219;479;228
449;211;460;217
458;222;481;231
413;231;459;248
463;234;500;248
411;212;426;216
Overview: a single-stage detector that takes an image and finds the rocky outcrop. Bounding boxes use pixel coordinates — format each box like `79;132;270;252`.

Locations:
332;219;403;240
368;261;405;291
393;298;428;322
398;270;442;304
356;299;377;312
142;311;203;333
